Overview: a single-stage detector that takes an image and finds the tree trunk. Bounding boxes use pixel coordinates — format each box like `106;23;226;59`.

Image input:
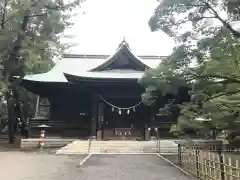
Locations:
7;91;15;144
1;0;8;29
5;12;30;143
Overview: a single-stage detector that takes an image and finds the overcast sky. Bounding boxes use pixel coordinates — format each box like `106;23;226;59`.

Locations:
62;0;175;56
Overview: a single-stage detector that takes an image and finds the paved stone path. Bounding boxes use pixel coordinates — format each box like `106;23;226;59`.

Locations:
0;152;192;180
0;151;86;180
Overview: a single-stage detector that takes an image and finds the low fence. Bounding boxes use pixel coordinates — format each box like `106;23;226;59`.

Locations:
176;140;240;180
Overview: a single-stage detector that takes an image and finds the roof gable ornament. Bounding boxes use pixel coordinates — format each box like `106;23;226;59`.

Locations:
118;36;130;50
90;37;149;71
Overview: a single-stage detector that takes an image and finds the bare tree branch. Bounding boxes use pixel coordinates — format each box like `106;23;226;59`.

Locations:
204;1;240;38
186;72;240;84
205;90;240;101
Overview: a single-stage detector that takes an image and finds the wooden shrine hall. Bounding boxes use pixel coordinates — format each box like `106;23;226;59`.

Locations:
21;39;178;140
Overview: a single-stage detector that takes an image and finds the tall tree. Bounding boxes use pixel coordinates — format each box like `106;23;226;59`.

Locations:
140;0;240;135
0;0;84;143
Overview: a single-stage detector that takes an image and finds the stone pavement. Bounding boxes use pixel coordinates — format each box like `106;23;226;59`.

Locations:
56;140;178;154
0;151;192;180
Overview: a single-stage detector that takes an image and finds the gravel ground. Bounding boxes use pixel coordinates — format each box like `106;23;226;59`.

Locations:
0;151;87;180
0;152;192;180
162;154;180;165
79;154;192;180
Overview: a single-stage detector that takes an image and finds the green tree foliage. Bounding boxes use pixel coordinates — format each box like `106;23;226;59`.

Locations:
0;0;85;142
0;0;83;84
140;0;240;135
0;0;84;100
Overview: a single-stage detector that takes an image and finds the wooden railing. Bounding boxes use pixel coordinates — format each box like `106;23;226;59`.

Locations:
176;141;240;180
29;117;49;127
29;117;91;137
29;117;89;129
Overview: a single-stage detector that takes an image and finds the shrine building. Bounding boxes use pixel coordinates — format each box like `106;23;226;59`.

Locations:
21;40;180;140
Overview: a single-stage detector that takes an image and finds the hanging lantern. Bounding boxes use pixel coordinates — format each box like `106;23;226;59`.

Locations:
112;107;114;112
127;109;130;115
119;109;121;115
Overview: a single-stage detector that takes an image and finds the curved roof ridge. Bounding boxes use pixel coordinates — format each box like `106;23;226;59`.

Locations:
63;53;166;60
90;41;149;71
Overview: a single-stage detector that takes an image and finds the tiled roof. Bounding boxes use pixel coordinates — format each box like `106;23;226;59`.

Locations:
24;41;164;82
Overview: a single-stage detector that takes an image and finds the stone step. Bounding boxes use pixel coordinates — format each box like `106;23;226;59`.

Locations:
57;150;157;154
56;140;178;154
57;148;159;153
60;147;176;151
59;146;177;150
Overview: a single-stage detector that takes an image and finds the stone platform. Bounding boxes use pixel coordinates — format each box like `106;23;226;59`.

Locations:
20;138;178;154
20;138;77;149
56;139;178;154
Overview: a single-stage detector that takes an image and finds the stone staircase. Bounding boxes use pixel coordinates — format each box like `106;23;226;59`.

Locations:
56;140;178;154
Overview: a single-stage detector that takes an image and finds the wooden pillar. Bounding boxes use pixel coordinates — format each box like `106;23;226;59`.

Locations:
145;111;154;141
97;102;104;140
91;95;98;138
144;108;152;141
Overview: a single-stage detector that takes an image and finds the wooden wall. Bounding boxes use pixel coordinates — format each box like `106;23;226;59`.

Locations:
45;92;92;138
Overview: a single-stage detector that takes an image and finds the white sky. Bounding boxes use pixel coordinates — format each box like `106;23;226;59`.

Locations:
62;0;175;56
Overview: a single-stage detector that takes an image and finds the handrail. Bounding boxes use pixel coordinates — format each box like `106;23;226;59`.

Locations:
88;136;92;154
156;138;160;153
